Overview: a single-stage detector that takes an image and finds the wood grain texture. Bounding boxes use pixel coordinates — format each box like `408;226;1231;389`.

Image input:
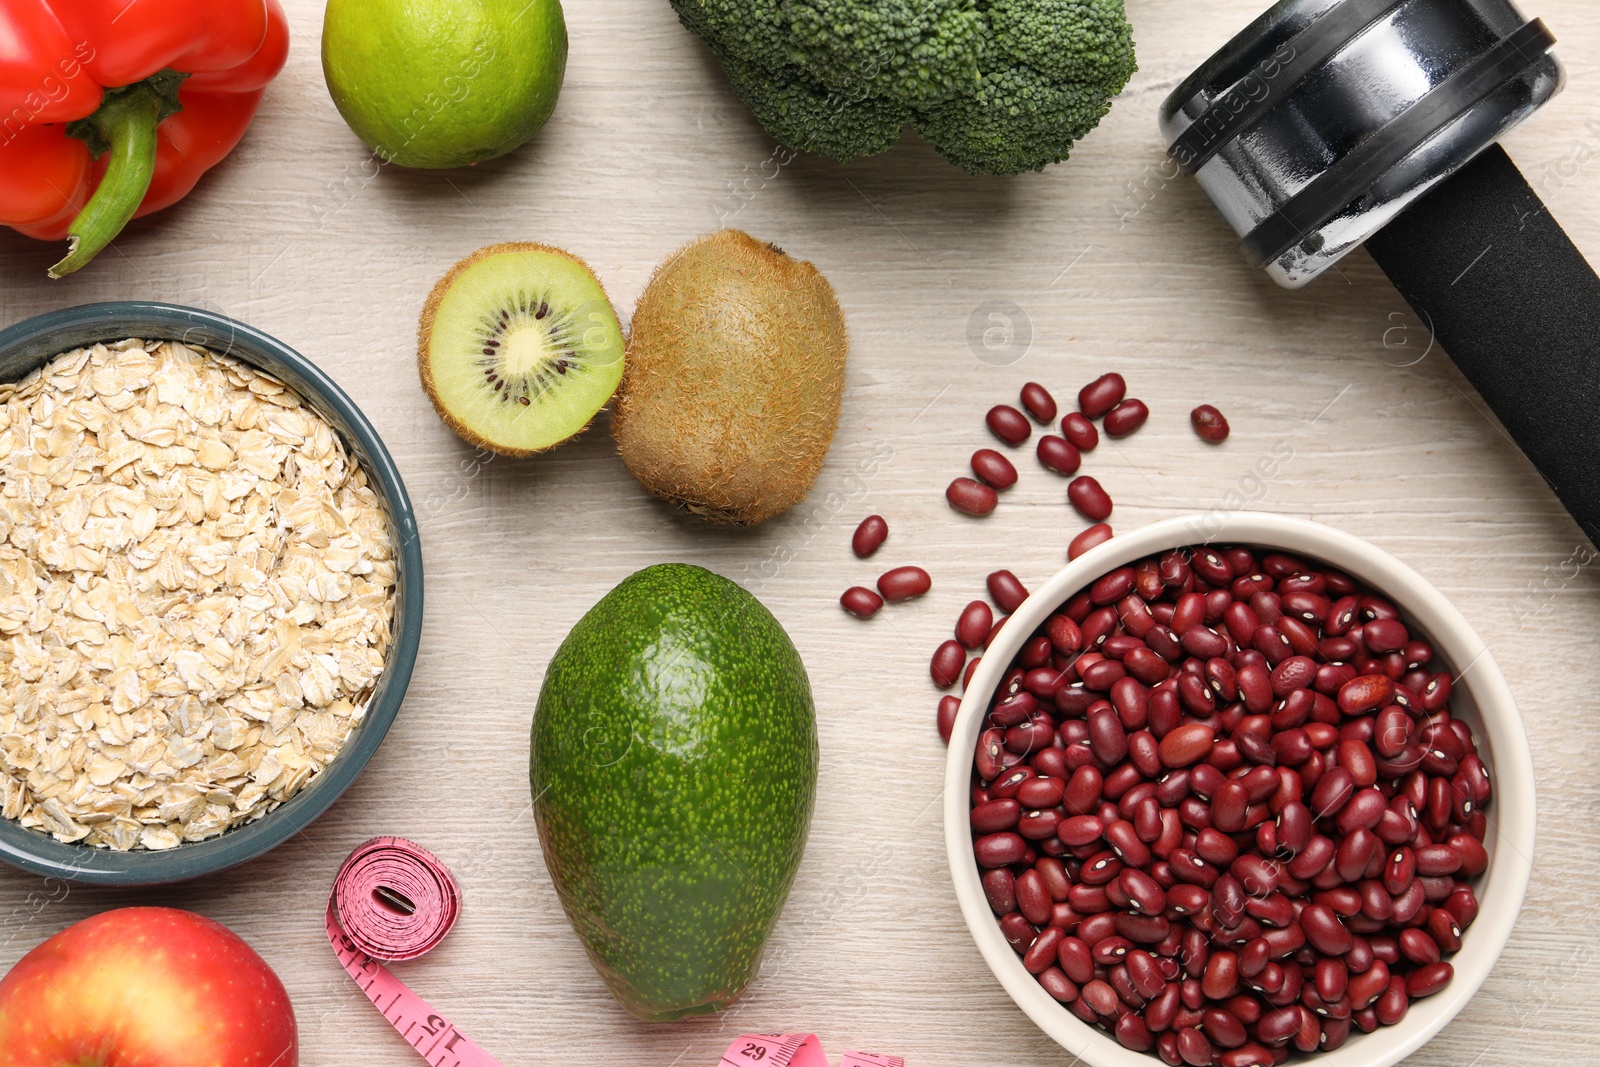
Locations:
4;1;1600;1064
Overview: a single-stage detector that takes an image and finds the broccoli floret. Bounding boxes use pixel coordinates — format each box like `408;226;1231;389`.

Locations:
916;64;1118;174
721;55;910;162
667;0;1136;175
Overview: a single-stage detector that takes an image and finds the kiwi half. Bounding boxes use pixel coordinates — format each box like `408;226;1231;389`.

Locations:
418;243;625;456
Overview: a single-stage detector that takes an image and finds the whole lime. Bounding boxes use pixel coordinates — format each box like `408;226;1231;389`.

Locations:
322;0;567;169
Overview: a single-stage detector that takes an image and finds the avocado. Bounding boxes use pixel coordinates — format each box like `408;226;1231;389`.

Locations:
529;563;818;1021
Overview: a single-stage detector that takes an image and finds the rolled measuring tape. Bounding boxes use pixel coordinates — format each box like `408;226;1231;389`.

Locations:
327;837;908;1067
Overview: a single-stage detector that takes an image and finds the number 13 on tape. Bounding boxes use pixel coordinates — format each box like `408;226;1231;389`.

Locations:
721;1033;904;1067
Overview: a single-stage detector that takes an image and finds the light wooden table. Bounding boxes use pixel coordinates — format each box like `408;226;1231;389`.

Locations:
4;1;1599;1064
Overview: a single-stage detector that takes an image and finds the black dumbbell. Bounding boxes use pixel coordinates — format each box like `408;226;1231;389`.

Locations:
1162;0;1599;541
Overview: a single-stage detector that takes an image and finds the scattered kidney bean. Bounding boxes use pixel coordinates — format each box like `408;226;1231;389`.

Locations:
839;586;884;619
1070;523;1114;560
1078;373;1127;419
931;639;966;689
987;570;1030;614
1105;399;1150;438
1068;476;1113;522
956;600;994;649
1062;412;1100;451
937;695;959;743
851;515;888;558
947;477;999;516
876;566;930;602
972;449;1019;490
987;405;1033;446
1190;405;1230;443
1037;435;1083;475
966;543;1489;1057
1021;382;1058;423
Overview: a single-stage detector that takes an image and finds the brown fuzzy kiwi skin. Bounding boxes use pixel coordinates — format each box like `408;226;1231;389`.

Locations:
417;242;618;458
613;229;849;526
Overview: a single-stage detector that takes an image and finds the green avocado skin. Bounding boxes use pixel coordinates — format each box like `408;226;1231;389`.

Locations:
530;564;819;1021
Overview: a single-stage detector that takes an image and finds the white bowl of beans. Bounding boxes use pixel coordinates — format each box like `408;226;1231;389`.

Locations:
944;512;1533;1067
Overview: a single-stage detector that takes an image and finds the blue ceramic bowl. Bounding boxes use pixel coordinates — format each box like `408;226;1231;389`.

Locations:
0;303;423;885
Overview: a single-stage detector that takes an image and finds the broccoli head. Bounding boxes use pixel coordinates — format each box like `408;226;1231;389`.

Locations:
670;0;1136;175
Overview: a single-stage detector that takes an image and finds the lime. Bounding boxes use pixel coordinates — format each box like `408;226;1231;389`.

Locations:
321;0;567;169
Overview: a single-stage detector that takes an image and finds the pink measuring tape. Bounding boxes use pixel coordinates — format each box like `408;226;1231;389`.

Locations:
327;837;907;1067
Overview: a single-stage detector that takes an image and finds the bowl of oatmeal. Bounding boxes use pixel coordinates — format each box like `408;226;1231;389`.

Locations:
0;302;423;885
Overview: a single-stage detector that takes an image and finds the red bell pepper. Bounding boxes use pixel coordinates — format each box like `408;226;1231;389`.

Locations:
0;0;289;277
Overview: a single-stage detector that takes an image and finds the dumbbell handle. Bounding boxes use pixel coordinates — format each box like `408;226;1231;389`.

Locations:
1366;144;1600;544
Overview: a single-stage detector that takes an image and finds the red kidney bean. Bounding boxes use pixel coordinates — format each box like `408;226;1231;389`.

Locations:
1038;966;1079;1003
982;867;1017;914
1016;869;1054;925
970;448;1019;491
1068;475;1113;521
1058;936;1096;984
1335;828;1380;884
1176;1026;1214;1066
1069;522;1114;560
1190;404;1230;443
1337;674;1394;715
1405;961;1452;998
973;577;1024;621
1209;781;1248;834
1415;843;1462;877
840;586;884;618
1117;1012;1156;1051
999;912;1035;951
1077;373;1127;419
1158;723;1214;768
1314;956;1349;1003
877;565;930;602
975;728;1006;780
947;476;999;516
1037;434;1083;475
1375;976;1408;1025
1363;618;1409;653
930;639;965;689
974;832;1026;867
1421;671;1452;711
1082;977;1120;1016
971;798;1021;834
1105;398;1150;438
1385;847;1416;896
1061;411;1100;451
1427;908;1463;952
1065;765;1104;816
1334;787;1385;835
986;404;1032;445
1047;614;1083;655
1295;905;1348;957
955;600;993;650
1020;382;1057;423
1015;776;1063;809
1023;925;1065;973
850;515;888;558
1450;833;1488;877
1346;959;1390;1010
937;695;959;743
1399;927;1441;966
1091;566;1135;605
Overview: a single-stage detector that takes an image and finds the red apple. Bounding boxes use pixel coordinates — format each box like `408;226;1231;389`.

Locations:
0;906;297;1067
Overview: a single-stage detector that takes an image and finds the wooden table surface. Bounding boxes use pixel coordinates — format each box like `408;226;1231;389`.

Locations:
4;1;1600;1064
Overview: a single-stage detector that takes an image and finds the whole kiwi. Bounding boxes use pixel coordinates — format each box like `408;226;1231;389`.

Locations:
613;230;848;525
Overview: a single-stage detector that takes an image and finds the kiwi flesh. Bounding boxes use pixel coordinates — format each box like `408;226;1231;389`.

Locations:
613;229;848;525
418;243;625;456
